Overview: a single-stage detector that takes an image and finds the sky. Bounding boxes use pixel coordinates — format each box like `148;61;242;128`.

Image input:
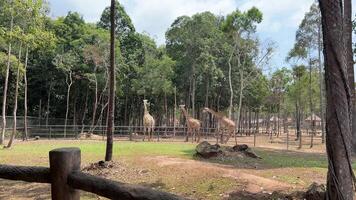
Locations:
48;0;356;74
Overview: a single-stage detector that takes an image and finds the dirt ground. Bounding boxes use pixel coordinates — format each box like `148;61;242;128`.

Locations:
0;137;329;200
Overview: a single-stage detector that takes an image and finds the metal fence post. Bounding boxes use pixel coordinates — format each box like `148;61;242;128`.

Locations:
49;148;81;200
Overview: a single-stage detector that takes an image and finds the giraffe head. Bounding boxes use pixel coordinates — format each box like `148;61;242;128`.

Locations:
202;107;209;113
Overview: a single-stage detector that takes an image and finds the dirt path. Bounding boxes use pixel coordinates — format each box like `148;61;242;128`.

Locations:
143;156;293;194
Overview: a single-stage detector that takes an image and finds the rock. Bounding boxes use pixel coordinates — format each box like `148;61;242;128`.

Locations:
34;136;40;140
303;182;325;200
195;141;222;158
232;144;249;151
98;160;108;168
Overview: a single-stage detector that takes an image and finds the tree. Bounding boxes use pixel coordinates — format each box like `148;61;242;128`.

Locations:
0;1;14;145
7;40;24;148
222;7;263;118
105;0;116;162
293;3;326;144
53;51;77;138
319;0;355;198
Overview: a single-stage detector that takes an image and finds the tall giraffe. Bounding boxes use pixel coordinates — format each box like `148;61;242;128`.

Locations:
203;107;235;144
179;105;201;142
143;100;155;141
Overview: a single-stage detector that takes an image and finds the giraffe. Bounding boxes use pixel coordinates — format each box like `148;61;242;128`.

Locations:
143;99;155;141
179;105;201;143
202;107;235;144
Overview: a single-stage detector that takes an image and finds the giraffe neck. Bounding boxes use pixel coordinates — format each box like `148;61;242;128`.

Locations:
180;108;190;119
144;103;149;115
206;108;223;119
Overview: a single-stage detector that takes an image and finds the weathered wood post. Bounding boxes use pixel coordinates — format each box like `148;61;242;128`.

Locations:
49;148;81;200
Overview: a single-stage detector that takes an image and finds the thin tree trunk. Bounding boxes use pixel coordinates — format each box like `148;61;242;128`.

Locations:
234;70;244;144
319;0;355;198
105;0;116;161
124;94;128;126
73;88;77;133
90;66;98;132
173;87;177;139
318;23;325;144
309;59;315;148
1;14;14;145
228;44;236;118
23;46;29;140
45;81;51;128
81;87;89;134
38;99;42;126
64;71;73;138
7;44;22;148
191;74;196;118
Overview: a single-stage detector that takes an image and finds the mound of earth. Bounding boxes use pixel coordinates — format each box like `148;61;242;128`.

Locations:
195;141;261;159
82;160;151;181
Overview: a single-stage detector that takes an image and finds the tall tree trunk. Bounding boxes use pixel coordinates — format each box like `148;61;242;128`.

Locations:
234;70;244;144
191;73;196;118
7;44;22;148
1;14;14;145
105;0;116;162
173;87;177;138
72;88;77;133
64;71;73;138
124;94;128;126
81;88;89;134
318;23;326;144
38;99;42;126
319;0;355;198
45;81;51;128
345;0;356;153
228;45;235;119
309;59;315;148
23;46;29;140
90;66;98;132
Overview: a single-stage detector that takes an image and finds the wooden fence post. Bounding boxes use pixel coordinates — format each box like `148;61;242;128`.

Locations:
49;148;81;200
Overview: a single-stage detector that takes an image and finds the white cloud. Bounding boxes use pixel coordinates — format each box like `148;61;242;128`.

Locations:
121;0;237;44
239;0;313;33
49;0;356;69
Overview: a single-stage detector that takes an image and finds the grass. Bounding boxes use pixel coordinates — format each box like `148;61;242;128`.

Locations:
0;140;196;165
1;140;354;199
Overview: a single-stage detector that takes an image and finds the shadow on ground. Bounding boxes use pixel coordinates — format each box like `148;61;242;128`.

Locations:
0;179;50;200
190;146;332;170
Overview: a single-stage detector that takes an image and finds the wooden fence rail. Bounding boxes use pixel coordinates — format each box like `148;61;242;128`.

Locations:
0;147;185;200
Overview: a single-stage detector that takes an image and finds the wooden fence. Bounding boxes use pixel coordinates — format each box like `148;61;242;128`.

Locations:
0;147;184;200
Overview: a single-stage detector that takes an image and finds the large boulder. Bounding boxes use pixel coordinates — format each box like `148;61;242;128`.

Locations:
303;182;325;200
195;141;222;158
232;144;249;151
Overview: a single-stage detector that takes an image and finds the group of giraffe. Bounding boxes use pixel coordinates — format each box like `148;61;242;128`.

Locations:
142;99;236;143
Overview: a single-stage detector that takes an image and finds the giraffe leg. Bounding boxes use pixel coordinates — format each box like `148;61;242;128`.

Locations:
192;130;194;143
216;128;219;144
149;128;152;141
156;126;160;142
185;128;189;142
197;129;200;143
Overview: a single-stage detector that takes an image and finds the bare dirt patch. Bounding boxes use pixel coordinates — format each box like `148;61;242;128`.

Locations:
143;156;293;194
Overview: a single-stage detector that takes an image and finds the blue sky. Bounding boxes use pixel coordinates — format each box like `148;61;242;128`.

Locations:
48;0;355;74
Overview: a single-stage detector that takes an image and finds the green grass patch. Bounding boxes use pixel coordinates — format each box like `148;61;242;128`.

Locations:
0;141;196;165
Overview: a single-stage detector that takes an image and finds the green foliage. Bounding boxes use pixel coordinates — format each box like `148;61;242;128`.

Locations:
221;7;263;35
